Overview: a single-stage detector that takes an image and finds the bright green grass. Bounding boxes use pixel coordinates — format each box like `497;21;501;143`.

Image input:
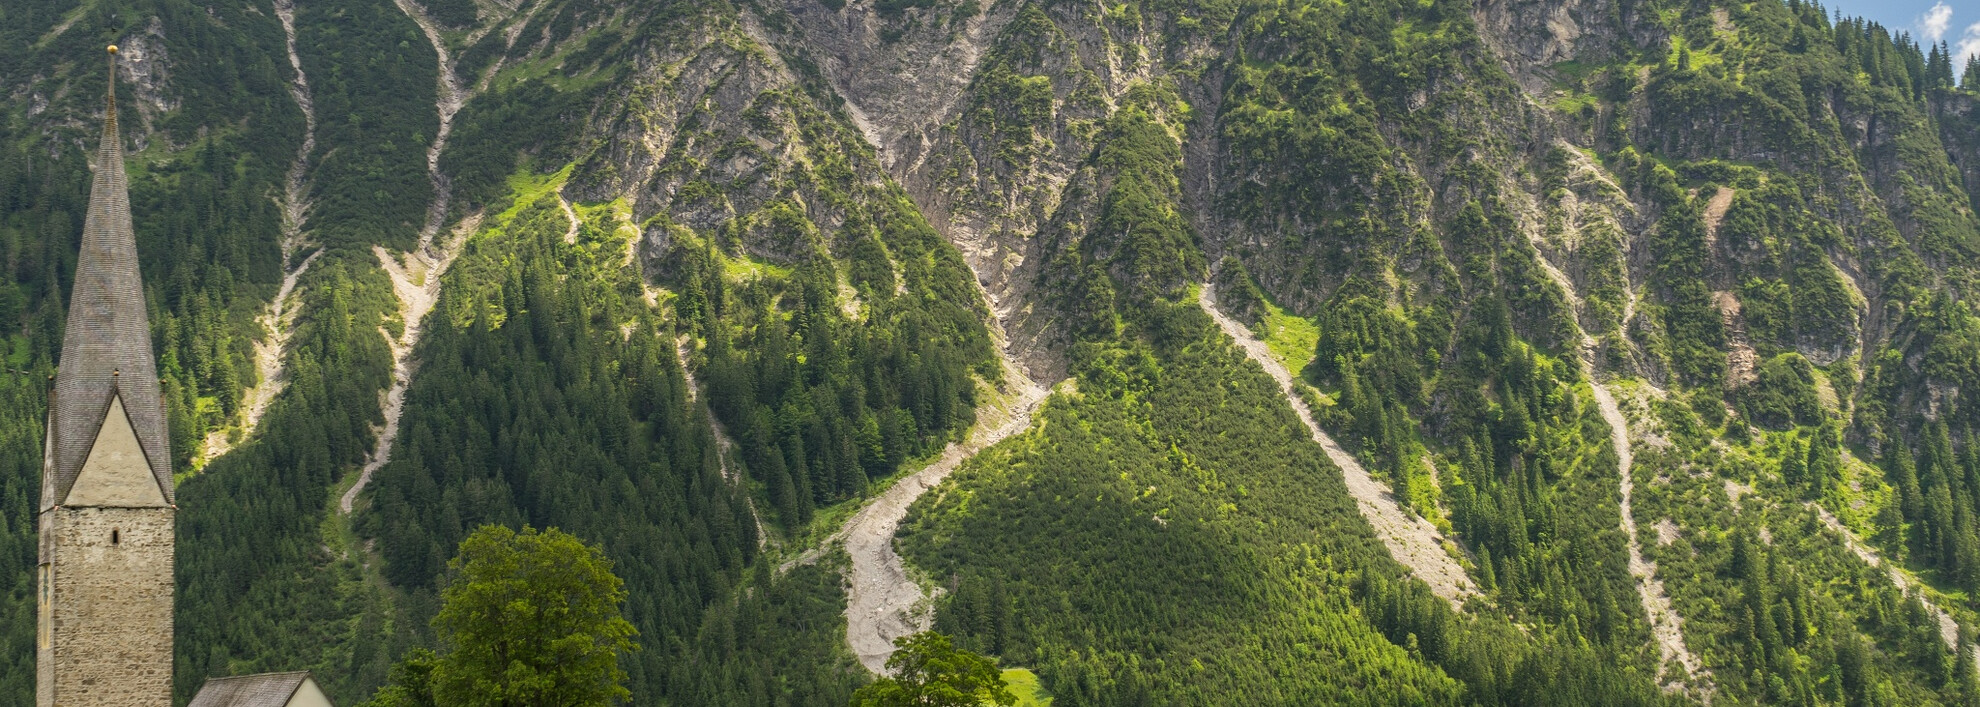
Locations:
495;163;575;228
1002;668;1052;706
1258;300;1319;373
488;23;623;93
721;253;794;283
1666;35;1727;72
1832;445;1893;537
578;197;641;243
1549;92;1600;115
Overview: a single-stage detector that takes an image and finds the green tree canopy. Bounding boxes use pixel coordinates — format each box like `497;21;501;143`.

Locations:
851;632;1015;707
374;524;641;707
358;649;439;707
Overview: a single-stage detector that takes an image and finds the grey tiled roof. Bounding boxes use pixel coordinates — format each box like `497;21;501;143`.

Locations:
44;49;172;509
187;672;312;707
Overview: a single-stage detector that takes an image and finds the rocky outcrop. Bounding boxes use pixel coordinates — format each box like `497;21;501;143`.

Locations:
113;18;179;144
1470;0;1638;93
771;0;1018;175
1935;93;1980;227
570;17;895;269
766;0;1196;381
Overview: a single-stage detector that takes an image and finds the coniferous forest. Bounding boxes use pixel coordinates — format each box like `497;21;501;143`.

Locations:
6;0;1980;704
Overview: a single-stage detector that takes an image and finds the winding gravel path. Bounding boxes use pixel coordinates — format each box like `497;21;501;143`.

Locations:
1200;285;1478;609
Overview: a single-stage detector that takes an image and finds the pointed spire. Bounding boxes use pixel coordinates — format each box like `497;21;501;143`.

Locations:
44;45;172;509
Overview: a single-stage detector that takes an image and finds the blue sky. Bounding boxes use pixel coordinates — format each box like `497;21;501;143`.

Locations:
1822;0;1980;64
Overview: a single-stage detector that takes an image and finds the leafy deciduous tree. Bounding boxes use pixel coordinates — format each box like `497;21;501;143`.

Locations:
851;632;1015;707
429;525;639;707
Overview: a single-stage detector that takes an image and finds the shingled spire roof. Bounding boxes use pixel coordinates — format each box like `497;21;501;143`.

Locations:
43;46;172;510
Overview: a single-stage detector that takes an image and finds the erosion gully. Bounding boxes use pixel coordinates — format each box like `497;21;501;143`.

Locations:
201;0;321;463
1526;232;1708;694
1199;284;1480;609
342;0;489;514
675;336;770;551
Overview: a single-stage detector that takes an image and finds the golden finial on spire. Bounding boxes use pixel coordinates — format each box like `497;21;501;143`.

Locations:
105;44;118;133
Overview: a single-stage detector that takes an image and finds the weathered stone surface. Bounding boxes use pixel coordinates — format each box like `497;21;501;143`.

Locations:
37;506;174;707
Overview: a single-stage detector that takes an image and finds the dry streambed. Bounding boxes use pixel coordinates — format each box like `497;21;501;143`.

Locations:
775;367;1048;673
676;336;769;550
1587;375;1705;690
1521;219;1707;692
835;376;1049;673
201;0;321;462
342;0;480;514
1809;503;1973;661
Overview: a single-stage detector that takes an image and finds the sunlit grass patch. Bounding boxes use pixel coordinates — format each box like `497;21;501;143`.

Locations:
1003;668;1052;706
1257;299;1318;373
721;253;794;284
494;163;575;228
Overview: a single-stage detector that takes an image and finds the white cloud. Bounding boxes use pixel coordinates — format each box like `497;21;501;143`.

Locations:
1919;2;1954;41
1960;21;1980;68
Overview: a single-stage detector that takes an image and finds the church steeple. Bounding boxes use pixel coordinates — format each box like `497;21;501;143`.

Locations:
44;44;172;510
38;48;177;707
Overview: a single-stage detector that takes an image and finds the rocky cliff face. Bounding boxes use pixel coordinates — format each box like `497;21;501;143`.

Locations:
568;16;864;260
772;0;1015;173
1937;93;1980;224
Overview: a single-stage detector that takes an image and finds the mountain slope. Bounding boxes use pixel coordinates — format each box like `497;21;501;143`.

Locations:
5;0;1980;704
864;0;1980;702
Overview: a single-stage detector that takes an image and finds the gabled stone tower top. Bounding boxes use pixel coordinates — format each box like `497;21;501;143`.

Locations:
44;44;173;510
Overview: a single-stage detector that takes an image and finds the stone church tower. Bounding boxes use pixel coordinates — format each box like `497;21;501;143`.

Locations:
37;46;176;707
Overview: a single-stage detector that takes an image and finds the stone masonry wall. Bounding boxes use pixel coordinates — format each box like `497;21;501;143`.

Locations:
37;506;173;707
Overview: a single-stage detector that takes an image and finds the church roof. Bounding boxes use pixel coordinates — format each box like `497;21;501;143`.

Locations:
187;672;317;707
44;46;172;510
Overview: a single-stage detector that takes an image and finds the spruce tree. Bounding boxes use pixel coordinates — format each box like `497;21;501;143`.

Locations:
1891;443;1925;543
1927;42;1955;90
1779;437;1807;488
1806;422;1840;496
